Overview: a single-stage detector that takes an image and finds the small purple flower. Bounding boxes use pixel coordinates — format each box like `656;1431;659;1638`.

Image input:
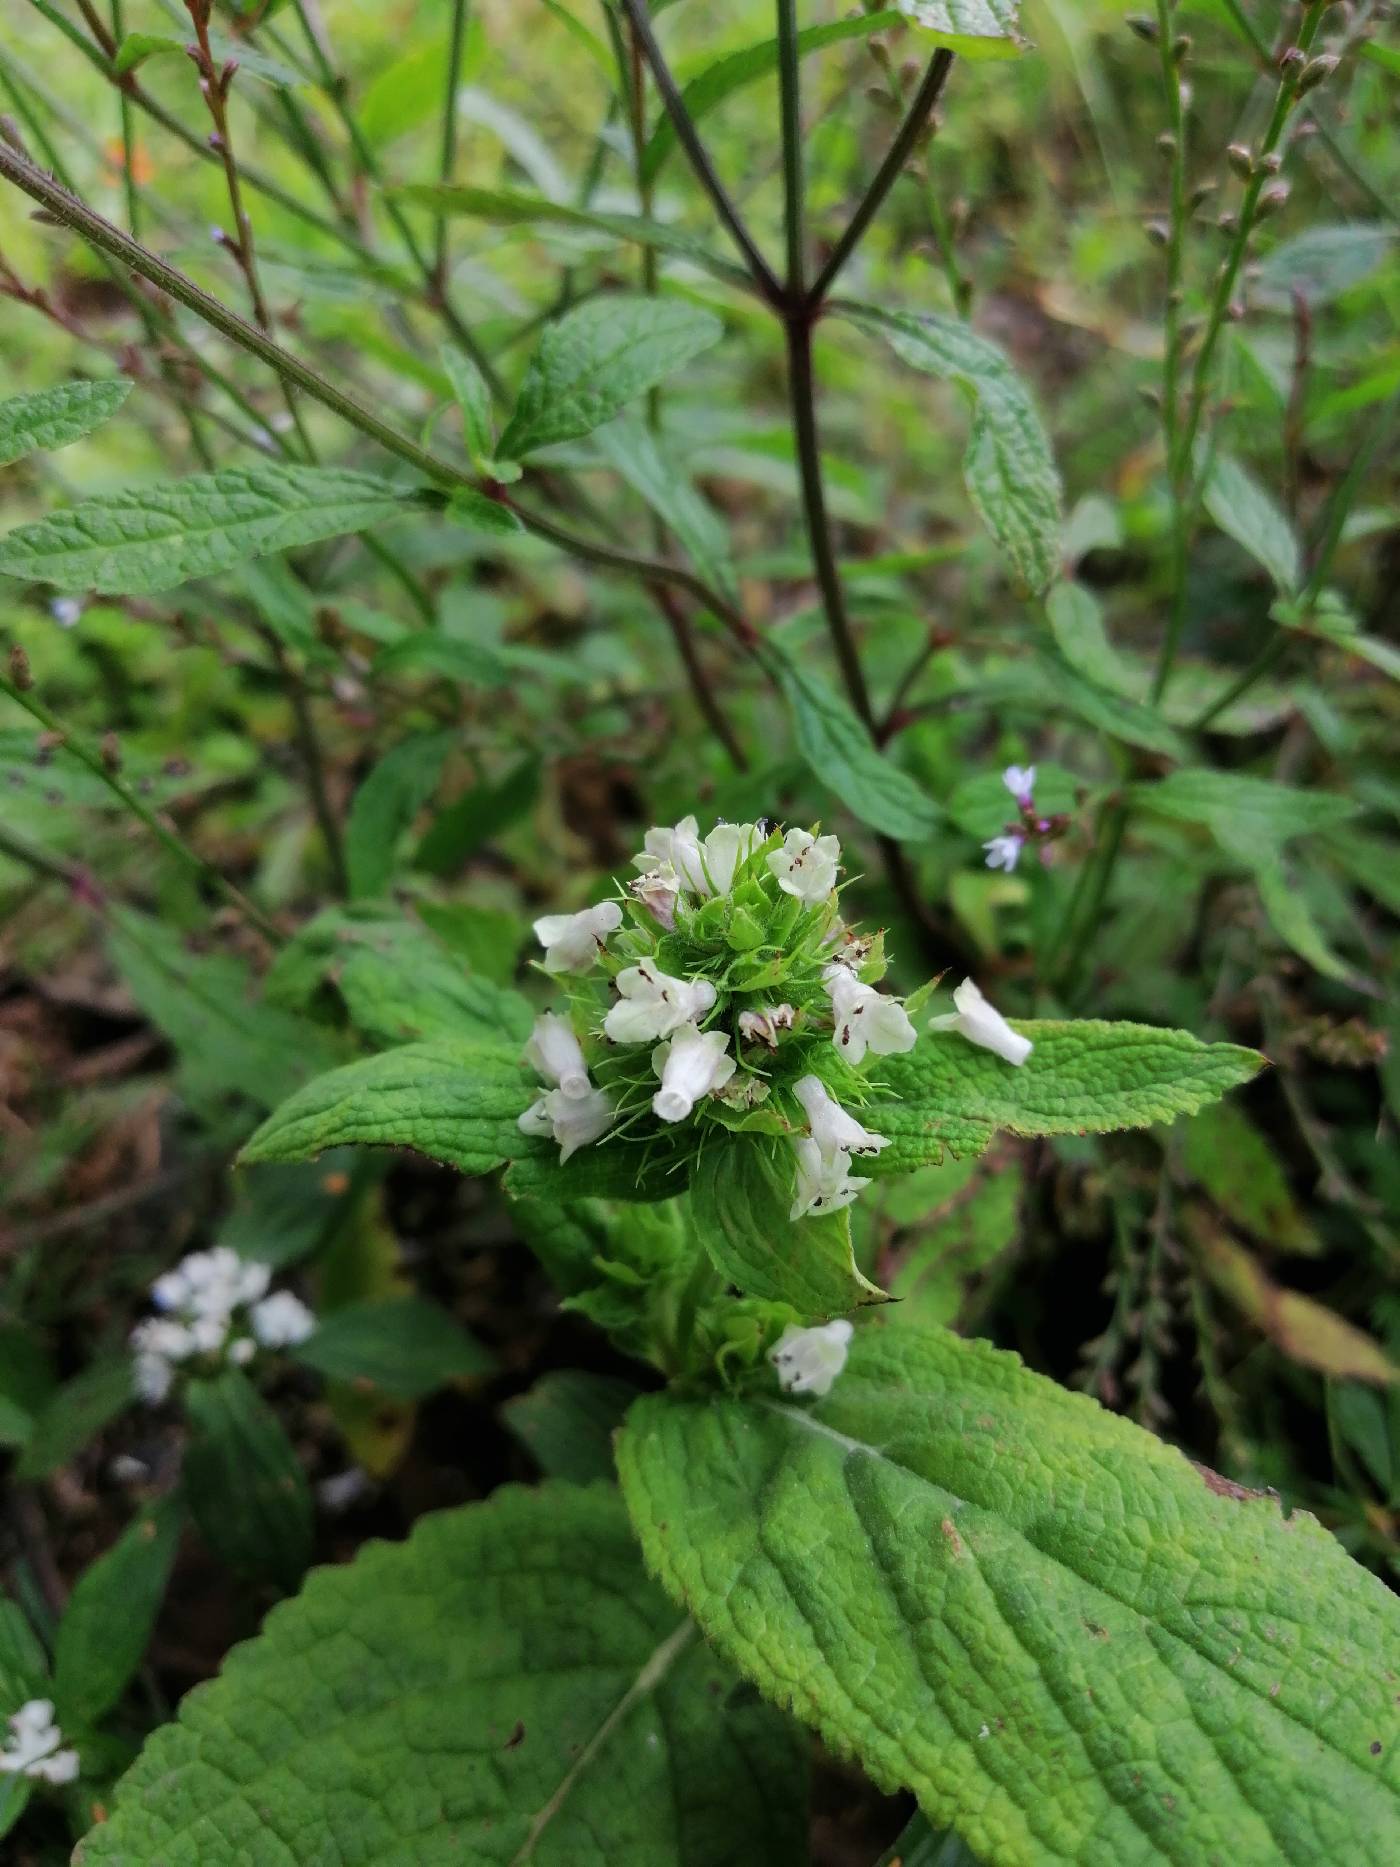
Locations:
1002;765;1036;808
984;833;1024;873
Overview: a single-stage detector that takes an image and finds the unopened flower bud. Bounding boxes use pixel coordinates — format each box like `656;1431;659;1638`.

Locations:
1126;13;1158;42
1156;132;1177;158
1259;150;1283;174
1226;299;1246;321
1217;212;1240;235
8;644;32;690
1138;385;1163;410
100;732;121;774
1144;218;1171;248
1297;53;1339;94
1257;181;1291;218
1189;180;1216;211
1227;142;1254;179
1171;33;1191;62
1279;46;1307;77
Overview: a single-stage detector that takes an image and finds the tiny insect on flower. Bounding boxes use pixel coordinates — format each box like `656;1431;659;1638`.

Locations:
928;978;1033;1066
770;1319;854;1397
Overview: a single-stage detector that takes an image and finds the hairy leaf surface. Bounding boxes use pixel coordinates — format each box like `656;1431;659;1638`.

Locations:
897;0;1029;57
618;1327;1400;1867
78;1486;809;1866
0;378;132;468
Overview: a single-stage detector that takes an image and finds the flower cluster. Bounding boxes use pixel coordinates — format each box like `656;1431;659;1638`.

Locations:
129;1247;315;1403
519;817;917;1219
1;1700;79;1786
982;765;1067;873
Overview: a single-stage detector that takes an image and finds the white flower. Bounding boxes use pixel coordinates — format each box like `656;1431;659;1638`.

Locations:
517;1084;615;1161
604;963;716;1044
651;1024;735;1122
983;832;1024;873
738;1003;796;1048
132;1349;175;1403
532;899;622;974
767;827;840;903
630;865;680;930
228;1336;256;1366
794;1074;888;1161
152;1247;268;1319
636;815;707;893
700;821;759;895
49;597;82;629
525;1012;592;1099
824;969;917;1065
1003;764;1036;803
250;1290;317;1349
770;1319;854;1397
1;1700;80;1786
928;978;1033;1067
789;1137;870;1220
129;1315;199;1402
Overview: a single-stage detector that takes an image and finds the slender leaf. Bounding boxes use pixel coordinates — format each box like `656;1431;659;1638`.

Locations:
0;378;132;468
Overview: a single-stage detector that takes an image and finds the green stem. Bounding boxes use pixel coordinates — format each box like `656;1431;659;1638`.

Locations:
1149;6;1190;704
110;0;139;236
1056;802;1128;999
435;0;471;289
264;633;349;896
0;669;280;943
775;0;806;293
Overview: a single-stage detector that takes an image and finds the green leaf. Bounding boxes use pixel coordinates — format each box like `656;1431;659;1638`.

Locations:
501;1370;638;1483
447;487;525;536
1036;652;1188;759
1132;768;1358;855
888;1162;1023;1328
241;1038;534;1178
0;378;132;468
15;1359;134;1481
896;0;1030;58
441;345;496;466
0;1599;52;1705
594;417;738;601
1253;223;1395;311
294;1296;494;1399
692;1137;888;1316
863;1022;1264;1171
77;1485;809;1867
0;465;410;595
1181;1101;1318;1255
1253;852;1367;987
374;631;588;689
183;1370;312;1591
767;638;942;841
400;184;748;290
617;1326;1400;1867
346;732;456;901
267;907;533;1047
839;305;1061;593
641;12;902;185
53;1493;184;1725
240;558;327;660
416;756;541;876
497;296;724;460
1203;453;1301;593
1044;582;1136;694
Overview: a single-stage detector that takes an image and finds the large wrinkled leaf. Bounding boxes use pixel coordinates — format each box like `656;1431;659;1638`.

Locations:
692;1136;887;1316
241;1038;533;1177
862;1022;1263;1171
0;378;132;468
1203;454;1301;593
77;1486;809;1866
897;0;1030;58
498;296;723;459
839;305;1061;593
640;11;902;184
0;466;411;595
618;1327;1400;1867
768;638;942;840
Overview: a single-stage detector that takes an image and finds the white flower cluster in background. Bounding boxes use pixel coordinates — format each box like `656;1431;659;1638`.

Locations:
1;1700;79;1786
129;1247;316;1402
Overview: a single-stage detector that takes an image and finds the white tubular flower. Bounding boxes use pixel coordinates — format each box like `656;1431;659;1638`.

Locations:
604;963;716;1044
250;1290;317;1349
651;1024;735;1122
532;899;622;974
770;1319;854;1397
928;978;1033;1067
825;969;917;1065
983;832;1024;873
630;865;680;931
637;815;708;894
738;1003;796;1049
767;827;840;903
700;821;758;895
525;1012;592;1099
1003;764;1036;804
789;1137;870;1220
794;1074;889;1162
518;1085;614;1161
1;1700;80;1786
